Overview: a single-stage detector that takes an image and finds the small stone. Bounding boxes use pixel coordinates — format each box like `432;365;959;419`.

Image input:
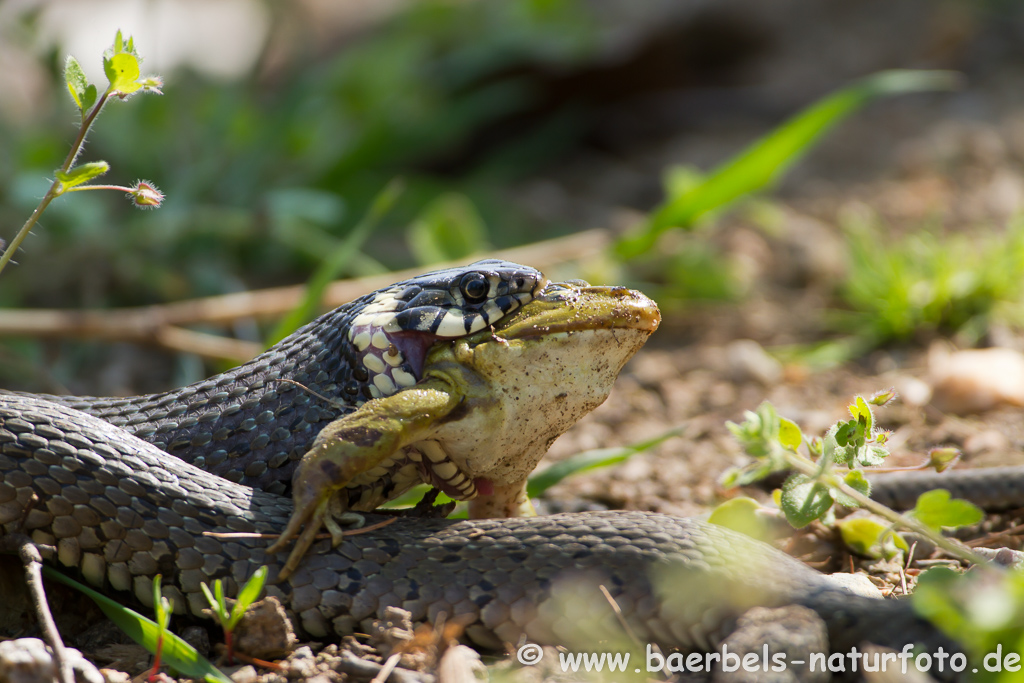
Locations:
963;429;1010;456
281;646;318;679
725;340;783;386
820;572;883;599
234;596;297;660
0;638;104;683
929;345;1024;414
99;669;130;683
229;664;258;683
437;645;486;683
714;606;828;683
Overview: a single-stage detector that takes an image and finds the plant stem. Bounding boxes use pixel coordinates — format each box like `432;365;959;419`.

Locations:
0;188;59;276
0;90;112;277
61;90;111;171
782;451;989;565
65;184;134;193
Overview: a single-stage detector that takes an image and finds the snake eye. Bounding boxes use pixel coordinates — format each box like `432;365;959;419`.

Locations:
460;272;489;303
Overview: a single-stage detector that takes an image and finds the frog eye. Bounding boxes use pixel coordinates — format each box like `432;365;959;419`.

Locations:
460;272;489;303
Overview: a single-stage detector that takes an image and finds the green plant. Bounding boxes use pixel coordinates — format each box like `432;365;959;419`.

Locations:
42;568;230;683
150;575;173;681
0;30;163;277
836;218;1024;348
913;566;1024;683
615;70;960;260
200;566;269;664
719;393;984;564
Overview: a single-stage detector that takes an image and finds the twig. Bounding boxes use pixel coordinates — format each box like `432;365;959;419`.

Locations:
598;585;642;648
0;229;611;361
0;536;73;683
370;653;403;683
966;523;1024;547
203;516;397;540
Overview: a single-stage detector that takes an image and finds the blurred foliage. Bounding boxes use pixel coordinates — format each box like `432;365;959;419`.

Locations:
0;0;599;309
835;215;1024;348
615;70;960;259
913;567;1024;683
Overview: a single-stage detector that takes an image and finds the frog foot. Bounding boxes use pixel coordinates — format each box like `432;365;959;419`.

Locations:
267;497;366;581
324;503;366;545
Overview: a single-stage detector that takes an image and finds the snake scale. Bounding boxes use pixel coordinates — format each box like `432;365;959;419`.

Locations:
1;259;1016;670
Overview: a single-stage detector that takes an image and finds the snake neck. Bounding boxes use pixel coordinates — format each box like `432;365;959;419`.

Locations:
39;304;374;493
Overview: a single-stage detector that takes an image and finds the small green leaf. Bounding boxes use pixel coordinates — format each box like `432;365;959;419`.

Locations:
230;567;268;629
837;516;908;558
778;418;802;452
708;497;775;541
55;161;110;190
43;568;231;683
831;469;870;507
719;458;777;488
834;421;857;447
854;444;888;468
780;473;834;528
64;56;88;110
822;425;850;466
200;583;218;615
81;84;98;113
843;469;871;496
848;395;874;434
105;52;142;95
928;447;960;473
153;575;172;631
911;489;983;530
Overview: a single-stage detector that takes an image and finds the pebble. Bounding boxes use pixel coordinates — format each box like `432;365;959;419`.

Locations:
0;638;103;683
725;340;783;386
928;345;1024;414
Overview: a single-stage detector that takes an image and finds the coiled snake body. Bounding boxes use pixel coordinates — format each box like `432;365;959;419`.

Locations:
0;261;991;668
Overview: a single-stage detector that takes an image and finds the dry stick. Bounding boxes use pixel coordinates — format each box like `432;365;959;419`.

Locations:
0;494;73;683
370;653;403;683
0;229;612;361
202;516;398;541
0;536;74;683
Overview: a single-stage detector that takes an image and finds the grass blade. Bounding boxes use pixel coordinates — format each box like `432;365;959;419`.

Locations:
527;425;685;497
266;178;404;345
616;70;960;259
42;567;232;683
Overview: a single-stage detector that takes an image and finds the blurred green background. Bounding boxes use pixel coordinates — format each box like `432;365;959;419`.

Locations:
3;0;1024;393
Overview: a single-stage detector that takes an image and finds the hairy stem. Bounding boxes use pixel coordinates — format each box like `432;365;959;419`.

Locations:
783;451;988;565
0;90;112;277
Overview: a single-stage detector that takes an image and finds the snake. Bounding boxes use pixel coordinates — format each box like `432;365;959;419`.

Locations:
0;259;1007;671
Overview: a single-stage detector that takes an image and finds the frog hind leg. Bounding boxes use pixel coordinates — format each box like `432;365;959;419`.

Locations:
267;379;460;579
